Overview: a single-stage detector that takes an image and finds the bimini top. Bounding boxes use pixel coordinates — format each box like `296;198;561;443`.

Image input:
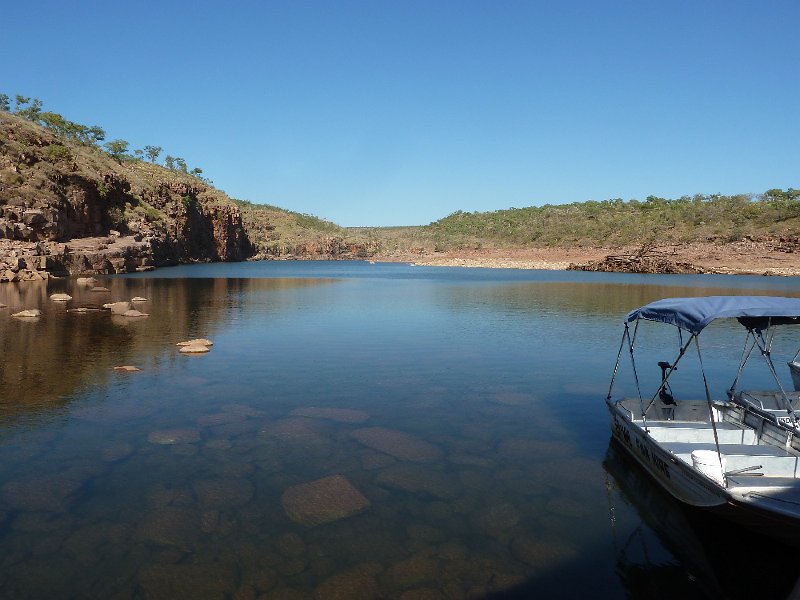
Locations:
625;296;800;334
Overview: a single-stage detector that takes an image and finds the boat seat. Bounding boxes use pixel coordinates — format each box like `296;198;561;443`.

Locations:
646;422;756;445
665;442;800;478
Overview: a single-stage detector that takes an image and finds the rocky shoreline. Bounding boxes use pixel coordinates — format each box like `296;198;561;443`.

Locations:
379;239;800;277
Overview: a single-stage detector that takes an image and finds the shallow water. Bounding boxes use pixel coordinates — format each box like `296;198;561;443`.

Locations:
0;262;799;599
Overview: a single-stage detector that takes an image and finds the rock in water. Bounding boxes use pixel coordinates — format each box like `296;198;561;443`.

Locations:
281;475;370;527
350;427;443;462
176;338;214;347
76;277;98;286
108;301;132;315
179;344;210;354
49;293;72;302
90;286;110;292
290;406;370;423
113;365;141;372
122;309;148;317
11;309;41;318
131;296;148;302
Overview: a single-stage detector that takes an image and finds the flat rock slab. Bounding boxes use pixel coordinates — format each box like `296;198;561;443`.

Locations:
123;309;148;317
90;287;110;292
49;293;72;302
177;338;213;347
350;427;443;462
290;406;370;423
11;309;41;318
113;365;141;372
282;475;370;527
179;344;210;354
131;296;148;302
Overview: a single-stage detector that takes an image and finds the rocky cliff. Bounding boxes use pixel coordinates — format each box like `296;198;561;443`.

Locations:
0;112;252;281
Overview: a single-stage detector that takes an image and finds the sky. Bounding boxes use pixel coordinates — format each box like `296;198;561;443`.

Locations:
3;1;799;226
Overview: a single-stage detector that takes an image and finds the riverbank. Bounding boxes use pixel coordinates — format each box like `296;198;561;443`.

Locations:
378;240;800;276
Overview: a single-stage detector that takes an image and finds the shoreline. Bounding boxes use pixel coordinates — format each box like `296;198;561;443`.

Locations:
375;242;800;276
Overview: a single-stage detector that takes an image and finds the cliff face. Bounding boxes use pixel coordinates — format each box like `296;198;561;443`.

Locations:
0;113;252;280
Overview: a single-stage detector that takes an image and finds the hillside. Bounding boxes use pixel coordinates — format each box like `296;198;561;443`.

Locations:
1;98;798;279
0;109;377;281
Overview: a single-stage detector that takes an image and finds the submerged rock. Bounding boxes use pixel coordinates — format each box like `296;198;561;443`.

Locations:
375;464;461;499
350;427;442;462
138;563;235;599
147;428;201;445
193;478;254;510
136;507;202;549
313;565;380;600
291;406;370;423
281;475;370;527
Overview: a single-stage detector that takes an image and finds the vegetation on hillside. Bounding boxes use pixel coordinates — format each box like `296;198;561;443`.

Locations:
4;91;797;259
413;191;800;251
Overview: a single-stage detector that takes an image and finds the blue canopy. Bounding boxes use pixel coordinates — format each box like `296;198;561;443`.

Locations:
625;296;800;334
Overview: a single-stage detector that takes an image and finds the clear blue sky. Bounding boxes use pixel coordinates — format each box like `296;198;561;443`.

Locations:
4;1;798;226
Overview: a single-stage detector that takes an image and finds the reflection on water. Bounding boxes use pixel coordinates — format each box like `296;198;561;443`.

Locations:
0;262;798;598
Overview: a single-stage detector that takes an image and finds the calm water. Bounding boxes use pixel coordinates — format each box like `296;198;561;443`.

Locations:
1;261;799;599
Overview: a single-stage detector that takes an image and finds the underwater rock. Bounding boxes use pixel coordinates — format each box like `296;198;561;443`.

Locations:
510;535;578;570
290;406;370;423
147;428;201;445
313;565;380;600
100;442;135;462
138;563;235;600
1;475;83;512
277;532;306;557
281;475;370;527
193;478;254;510
383;554;439;589
136;506;202;549
350;427;443;462
375;464;461;500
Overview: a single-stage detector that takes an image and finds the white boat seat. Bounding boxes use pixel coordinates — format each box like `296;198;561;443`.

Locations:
646;422;756;445
663;442;800;478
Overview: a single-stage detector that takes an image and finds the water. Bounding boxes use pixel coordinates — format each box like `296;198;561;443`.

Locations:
0;261;799;599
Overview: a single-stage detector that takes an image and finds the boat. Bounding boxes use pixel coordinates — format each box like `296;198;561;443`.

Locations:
606;295;800;544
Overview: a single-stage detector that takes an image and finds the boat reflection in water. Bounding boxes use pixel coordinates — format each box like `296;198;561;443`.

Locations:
604;440;800;600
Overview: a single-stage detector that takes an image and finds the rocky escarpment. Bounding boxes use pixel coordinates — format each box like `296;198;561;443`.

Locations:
0;113;253;280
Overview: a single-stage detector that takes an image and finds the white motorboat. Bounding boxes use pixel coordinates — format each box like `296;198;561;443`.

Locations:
606;296;800;544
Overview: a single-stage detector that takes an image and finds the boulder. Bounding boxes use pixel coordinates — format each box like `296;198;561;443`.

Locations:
179;344;210;354
281;475;370;527
49;293;72;302
11;309;41;318
350;427;443;462
176;338;213;347
108;301;132;315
